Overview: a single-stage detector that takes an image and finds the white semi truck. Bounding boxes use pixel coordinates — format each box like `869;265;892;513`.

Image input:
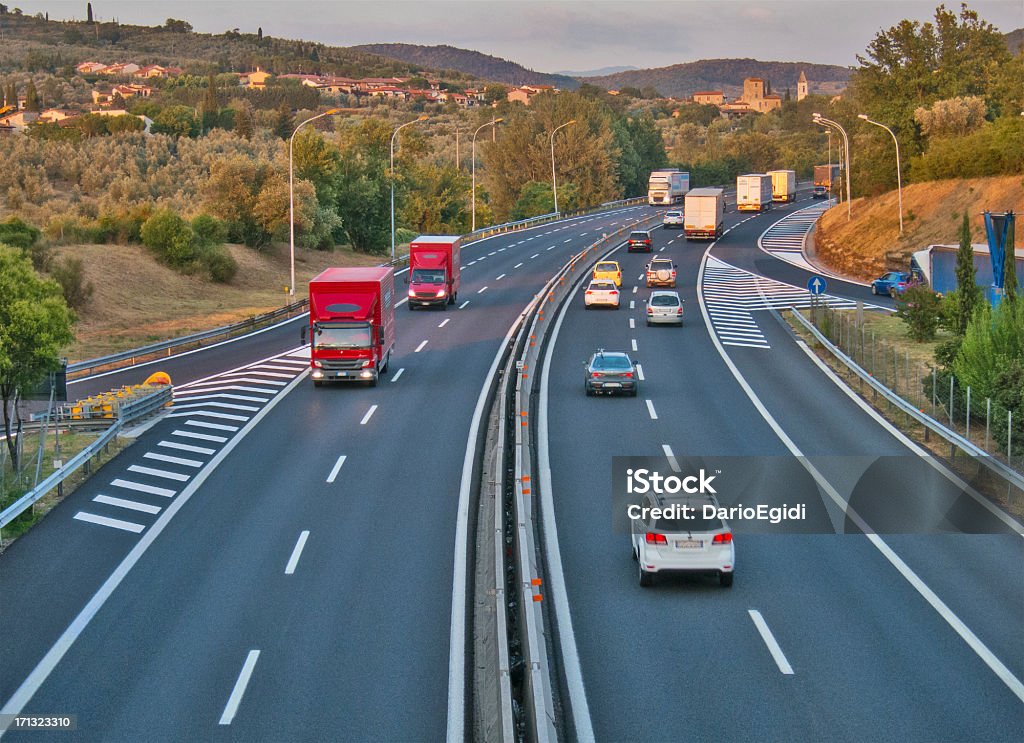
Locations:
648;169;690;206
683;188;725;240
736;174;773;212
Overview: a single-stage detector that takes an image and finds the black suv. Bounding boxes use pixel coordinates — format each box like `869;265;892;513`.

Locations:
628;230;653;252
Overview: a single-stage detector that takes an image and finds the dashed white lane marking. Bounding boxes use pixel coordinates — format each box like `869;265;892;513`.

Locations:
360;405;378;425
127;465;189;482
438;318;450;328
496;274;506;281
488;251;497;256
629;300;635;310
632;286;637;294
546;246;555;251
391;368;405;382
219;650;261;725
478;286;488;294
662;444;681;473
749;610;794;675
636;364;645;381
111;479;175;498
93;495;161;514
631;339;638;351
531;254;540;259
72;512;145;533
514;262;524;269
158;440;215;456
415;340;428;353
284;531;310;575
467;260;478;266
326;455;347;484
459;301;470;309
563;238;572;243
629;319;635;329
645;400;658;420
143;452;203;468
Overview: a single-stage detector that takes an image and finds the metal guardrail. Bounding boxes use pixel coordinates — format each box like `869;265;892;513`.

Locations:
0;385;173;535
488;210;662;739
790;308;1024;493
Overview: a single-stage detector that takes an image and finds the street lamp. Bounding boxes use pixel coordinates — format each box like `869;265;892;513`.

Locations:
471;118;503;232
290;108;340;296
550;119;576;214
813;113;851;221
390;115;429;262
858;114;904;234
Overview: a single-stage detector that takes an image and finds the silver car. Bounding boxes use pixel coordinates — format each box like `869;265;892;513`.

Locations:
646;290;683;326
584;350;638;397
662;210;684;228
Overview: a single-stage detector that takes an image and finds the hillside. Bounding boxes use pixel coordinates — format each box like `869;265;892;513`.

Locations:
351;43;578;89
813;176;1024;281
584;58;851;99
555;65;638;77
1007;28;1024;55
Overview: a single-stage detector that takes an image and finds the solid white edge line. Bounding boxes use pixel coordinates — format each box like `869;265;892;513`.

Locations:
284;531;310;575
218;649;261;725
748;610;794;674
0;372;308;734
447;306;525;742
695;244;1024;705
539;276;597;743
359;405;378;425
326;455;347;484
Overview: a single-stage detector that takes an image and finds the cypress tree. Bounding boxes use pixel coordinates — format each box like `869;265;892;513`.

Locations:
953;212;982;334
24;80;41;112
1003;215;1018;303
87;2;93;23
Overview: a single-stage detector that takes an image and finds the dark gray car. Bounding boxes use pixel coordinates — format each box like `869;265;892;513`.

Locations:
584;350;639;397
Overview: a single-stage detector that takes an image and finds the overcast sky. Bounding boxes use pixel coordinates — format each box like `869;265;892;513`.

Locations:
14;1;1024;71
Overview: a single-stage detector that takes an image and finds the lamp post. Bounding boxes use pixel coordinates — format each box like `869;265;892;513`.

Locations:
471;118;502;232
549;119;576;214
858;114;903;234
390;115;429;262
289;108;340;296
813;113;851;221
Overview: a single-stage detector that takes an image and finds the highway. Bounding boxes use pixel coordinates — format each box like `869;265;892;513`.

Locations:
539;201;1024;741
0;205;653;740
2;194;1021;742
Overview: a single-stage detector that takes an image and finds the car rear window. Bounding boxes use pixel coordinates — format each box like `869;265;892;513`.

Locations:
630;232;648;240
666;212;681;217
651;295;679;306
596;263;617;271
656;513;723;532
592;355;631;371
589;282;615;290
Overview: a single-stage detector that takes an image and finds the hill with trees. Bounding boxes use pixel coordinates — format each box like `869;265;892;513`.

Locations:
351;43;578;89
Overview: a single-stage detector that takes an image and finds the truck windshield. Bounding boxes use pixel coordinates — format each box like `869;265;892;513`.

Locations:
411;268;446;283
314;325;372;349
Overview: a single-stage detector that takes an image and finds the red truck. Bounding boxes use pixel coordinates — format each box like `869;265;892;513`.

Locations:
308;266;396;387
406;235;461;310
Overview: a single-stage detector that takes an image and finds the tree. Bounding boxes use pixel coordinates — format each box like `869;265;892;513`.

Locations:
1004;216;1018;303
0;245;75;472
86;2;92;23
257;26;263;41
914;96;988;138
948;212;982;335
330;118;392;254
201;74;220;133
510;181;554;219
164;18;193;33
274;103;294;140
23;80;40;113
233;102;254;139
151;105;198;137
484;84;508;104
141;209;196;267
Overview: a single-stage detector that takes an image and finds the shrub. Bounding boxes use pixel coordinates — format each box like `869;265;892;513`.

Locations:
202;245;238;284
191;214;228;250
141;209;196;268
0;217;41;250
895;285;943;341
49;256;94;310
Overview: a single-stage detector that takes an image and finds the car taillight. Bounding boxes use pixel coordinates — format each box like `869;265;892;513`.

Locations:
591;372;601;378
611;290;618;295
585;290;593;295
713;533;733;544
677;307;683;314
623;372;633;378
647;307;654;314
645;533;667;544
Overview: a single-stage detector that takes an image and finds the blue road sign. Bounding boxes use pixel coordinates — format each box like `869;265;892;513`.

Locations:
807;275;827;296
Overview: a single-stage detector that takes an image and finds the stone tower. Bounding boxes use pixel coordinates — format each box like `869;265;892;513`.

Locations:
797;71;809;101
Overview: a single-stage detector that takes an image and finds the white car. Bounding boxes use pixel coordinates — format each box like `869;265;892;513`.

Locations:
631;493;735;587
662;210;684;228
646;291;683;325
584;280;620;309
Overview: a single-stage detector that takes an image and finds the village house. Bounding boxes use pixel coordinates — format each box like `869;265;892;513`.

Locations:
91;84;153;106
76;61;108;74
133;65;182;79
97;63;142;76
242;69;274;89
692;90;725;106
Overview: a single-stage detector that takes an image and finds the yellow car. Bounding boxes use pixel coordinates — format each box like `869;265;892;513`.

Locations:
592;261;622;287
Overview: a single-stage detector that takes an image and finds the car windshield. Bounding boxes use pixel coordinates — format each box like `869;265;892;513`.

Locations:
411;268;445;283
656;512;723;533
651;295;679;306
314;325;373;349
591;355;631;371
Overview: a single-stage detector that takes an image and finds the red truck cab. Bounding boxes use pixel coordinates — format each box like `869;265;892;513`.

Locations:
308;266;396;387
407;235;461;310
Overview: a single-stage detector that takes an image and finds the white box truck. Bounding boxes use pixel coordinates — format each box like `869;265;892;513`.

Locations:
767;170;796;202
684;188;725;240
736;174;773;212
648;169;690;206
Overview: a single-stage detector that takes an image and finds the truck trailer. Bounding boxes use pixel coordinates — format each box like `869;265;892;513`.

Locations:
684;188;725;240
407;235;461;309
767;170;797;202
308;266;396;387
736;174;773;212
813;164;841;198
648;169;690;206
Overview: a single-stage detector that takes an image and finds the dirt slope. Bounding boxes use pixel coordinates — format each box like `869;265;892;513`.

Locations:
814;175;1024;280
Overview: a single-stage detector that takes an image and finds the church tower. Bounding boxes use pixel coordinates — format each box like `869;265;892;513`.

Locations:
797;71;809;101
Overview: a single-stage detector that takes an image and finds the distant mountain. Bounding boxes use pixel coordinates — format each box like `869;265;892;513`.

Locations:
554;65;639;77
582;58;851;99
1006;28;1024;55
351;43;578;89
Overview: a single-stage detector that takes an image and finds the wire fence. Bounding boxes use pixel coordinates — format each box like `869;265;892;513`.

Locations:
807;302;1020;473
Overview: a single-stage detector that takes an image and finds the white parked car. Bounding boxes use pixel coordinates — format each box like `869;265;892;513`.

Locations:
584;280;620;309
631;493;735;587
646;291;683;326
662;210;684;228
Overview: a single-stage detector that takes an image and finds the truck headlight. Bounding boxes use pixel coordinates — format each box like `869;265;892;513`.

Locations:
408;289;416;297
436;289;447;298
312;360;322;368
361;360;374;368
